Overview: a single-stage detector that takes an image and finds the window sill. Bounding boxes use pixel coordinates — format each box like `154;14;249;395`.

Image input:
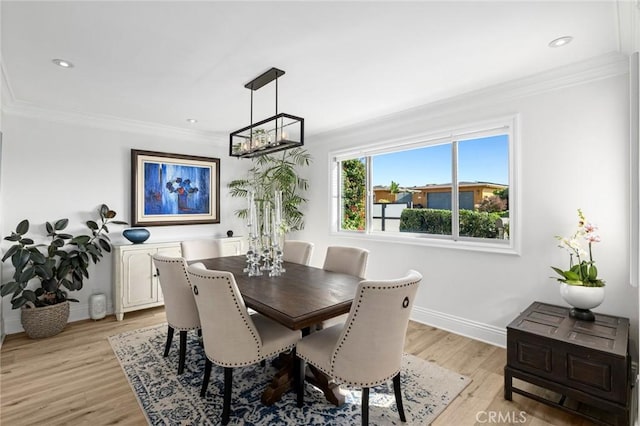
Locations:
331;230;520;255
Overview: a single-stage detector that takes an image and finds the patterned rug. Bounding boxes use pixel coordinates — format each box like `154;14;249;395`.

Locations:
109;324;471;425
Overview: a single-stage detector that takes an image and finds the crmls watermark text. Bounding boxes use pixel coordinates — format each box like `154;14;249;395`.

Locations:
476;410;527;423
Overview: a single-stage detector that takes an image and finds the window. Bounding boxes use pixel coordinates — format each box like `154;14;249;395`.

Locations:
332;117;516;251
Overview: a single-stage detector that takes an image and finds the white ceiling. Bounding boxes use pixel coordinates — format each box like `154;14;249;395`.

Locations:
0;1;632;138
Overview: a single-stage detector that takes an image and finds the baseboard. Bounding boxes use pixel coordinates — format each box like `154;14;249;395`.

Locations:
632;369;639;426
3;301;115;336
411;305;507;348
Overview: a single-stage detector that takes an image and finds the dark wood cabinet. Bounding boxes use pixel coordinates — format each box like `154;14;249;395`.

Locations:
505;301;632;426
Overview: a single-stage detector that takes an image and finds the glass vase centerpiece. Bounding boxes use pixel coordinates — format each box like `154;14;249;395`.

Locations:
244;191;262;276
244;190;285;277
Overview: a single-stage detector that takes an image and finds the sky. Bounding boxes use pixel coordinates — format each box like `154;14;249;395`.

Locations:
372;134;509;187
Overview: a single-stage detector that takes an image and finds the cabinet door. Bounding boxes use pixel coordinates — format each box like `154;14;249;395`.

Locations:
220;238;243;256
155;245;182;302
122;249;157;308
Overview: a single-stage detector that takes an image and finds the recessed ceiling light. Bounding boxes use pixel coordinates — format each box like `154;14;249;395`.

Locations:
548;36;573;48
52;58;74;68
186;118;198;124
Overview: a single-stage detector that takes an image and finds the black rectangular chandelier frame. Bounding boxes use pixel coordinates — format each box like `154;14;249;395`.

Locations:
229;67;304;159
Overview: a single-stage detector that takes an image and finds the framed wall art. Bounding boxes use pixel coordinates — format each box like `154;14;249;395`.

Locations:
131;149;220;226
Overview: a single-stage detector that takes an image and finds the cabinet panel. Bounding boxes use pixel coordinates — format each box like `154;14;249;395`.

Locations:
114;239;238;321
122;249;157;307
220;238;244;256
114;242;181;321
505;302;631;425
157;245;182;257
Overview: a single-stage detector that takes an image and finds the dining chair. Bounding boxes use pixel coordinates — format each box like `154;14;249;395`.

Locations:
282;240;314;265
319;246;369;329
186;265;302;425
296;270;422;425
180;238;222;261
322;246;369;278
151;254;201;375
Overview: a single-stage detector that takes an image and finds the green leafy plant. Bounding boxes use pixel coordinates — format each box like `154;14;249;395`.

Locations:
341;159;366;231
551;209;605;287
228;148;311;231
1;204;127;308
399;208;502;238
389;180;400;195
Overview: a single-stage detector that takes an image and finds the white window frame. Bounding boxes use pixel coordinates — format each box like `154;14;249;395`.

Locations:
329;115;520;255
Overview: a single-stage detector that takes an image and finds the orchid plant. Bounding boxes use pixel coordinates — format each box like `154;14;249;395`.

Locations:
551;209;605;287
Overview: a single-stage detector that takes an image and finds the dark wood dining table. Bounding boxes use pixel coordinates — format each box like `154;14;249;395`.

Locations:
196;255;362;405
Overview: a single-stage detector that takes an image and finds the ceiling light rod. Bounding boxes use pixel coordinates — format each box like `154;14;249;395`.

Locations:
247;67;284;140
230;67;304;159
244;67;285;90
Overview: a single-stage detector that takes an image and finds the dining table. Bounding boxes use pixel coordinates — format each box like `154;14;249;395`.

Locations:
196;254;362;406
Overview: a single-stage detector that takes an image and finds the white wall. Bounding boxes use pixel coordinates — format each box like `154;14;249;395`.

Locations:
1;53;636;355
0;115;249;333
295;55;639;351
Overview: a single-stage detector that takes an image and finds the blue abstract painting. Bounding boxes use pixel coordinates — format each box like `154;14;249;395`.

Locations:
143;162;211;215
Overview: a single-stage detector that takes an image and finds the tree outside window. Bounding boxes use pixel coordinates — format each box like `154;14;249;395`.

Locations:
341;159;366;231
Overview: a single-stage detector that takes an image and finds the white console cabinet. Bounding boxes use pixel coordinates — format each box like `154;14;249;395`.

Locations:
219;237;244;256
113;242;180;321
113;237;244;320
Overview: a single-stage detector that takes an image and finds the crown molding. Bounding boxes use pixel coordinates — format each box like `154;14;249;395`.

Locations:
1;51;629;146
2;98;226;144
1;59;17;107
1;63;226;144
616;0;640;54
313;51;630;143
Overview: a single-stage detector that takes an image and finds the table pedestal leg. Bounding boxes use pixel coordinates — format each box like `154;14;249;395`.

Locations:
306;365;346;406
260;352;347;407
261;352;294;406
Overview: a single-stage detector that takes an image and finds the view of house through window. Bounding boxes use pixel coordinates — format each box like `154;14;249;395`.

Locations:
337;123;512;245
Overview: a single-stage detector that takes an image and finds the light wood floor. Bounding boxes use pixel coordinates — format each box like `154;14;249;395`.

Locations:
1;307;591;425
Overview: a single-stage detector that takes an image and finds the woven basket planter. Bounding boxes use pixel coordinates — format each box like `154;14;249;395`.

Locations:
21;301;70;339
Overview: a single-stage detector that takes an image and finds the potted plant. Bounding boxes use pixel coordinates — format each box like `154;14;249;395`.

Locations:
551;209;605;321
228;147;311;232
0;204;127;338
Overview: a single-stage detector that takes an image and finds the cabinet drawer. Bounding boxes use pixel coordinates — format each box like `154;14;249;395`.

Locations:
507;329;628;404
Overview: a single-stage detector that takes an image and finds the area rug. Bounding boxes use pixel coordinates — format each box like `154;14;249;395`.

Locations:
109;324;470;425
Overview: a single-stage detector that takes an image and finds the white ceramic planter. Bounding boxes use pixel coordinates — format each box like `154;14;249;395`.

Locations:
560;283;605;310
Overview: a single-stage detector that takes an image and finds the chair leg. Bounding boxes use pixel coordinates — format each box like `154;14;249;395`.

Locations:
163;325;174;357
393;373;406;422
291;348;297;387
222;367;233;425
361;387;369;426
200;359;212;397
178;330;187;375
296;354;305;408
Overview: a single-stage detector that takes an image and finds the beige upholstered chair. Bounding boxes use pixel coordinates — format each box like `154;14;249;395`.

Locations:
283;240;314;265
322;246;369;278
319;246;369;329
151;254;201;375
186;266;302;425
180;239;222;261
296;270;422;425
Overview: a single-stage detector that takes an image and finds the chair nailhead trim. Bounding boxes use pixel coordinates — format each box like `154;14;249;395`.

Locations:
323;279;419;386
297;352;401;388
190;270;293;367
168;323;200;332
207;343;296;367
153;256;195;289
154;257;200;330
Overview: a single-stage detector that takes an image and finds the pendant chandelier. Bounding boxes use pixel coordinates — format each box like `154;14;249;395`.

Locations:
229;67;304;158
